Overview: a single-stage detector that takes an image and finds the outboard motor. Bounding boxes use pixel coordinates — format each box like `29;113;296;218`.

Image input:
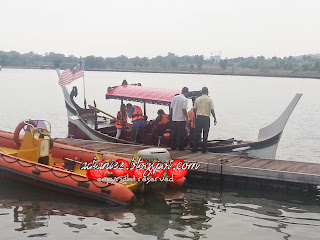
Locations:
137;148;170;162
138;147;187;189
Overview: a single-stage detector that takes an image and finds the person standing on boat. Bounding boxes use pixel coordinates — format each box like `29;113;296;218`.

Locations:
126;103;145;144
115;104;127;139
192;87;217;153
170;87;189;151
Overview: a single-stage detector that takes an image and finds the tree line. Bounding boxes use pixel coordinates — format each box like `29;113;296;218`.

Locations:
1;50;320;73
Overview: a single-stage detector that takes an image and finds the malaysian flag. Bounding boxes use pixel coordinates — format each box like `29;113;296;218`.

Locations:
59;61;84;86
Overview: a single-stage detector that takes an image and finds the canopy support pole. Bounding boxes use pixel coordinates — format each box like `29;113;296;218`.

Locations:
121;100;125;130
143;102;147;121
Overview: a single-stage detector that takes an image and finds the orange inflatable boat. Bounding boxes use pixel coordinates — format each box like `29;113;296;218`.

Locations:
0;120;136;206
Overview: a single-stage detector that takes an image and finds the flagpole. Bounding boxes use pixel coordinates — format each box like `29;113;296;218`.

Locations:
82;60;87;108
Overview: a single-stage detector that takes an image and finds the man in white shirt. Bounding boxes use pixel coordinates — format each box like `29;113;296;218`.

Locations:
170;87;189;151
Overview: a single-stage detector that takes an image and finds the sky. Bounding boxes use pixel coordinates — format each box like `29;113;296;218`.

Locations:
1;0;319;59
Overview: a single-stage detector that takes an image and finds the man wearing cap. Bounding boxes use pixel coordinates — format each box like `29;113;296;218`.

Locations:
170;87;189;151
192;87;217;153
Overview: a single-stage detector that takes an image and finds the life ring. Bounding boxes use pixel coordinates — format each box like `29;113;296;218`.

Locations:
14;120;37;147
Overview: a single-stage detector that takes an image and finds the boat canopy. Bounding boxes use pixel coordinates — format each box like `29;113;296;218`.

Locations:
106;85;180;106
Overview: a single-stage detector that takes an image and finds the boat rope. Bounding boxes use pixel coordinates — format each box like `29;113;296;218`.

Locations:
0;135;128;159
0;153;113;189
0;135;15;140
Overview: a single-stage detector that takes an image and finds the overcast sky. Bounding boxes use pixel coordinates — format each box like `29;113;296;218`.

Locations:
1;0;319;59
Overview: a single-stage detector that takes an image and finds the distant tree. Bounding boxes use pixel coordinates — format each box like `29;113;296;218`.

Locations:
313;61;320;71
43;52;65;67
194;55;204;69
151;56;168;68
131;57;140;67
115;55;129;68
167;52;175;58
85;55;99;68
271;56;278;61
302;64;309;71
219;59;227;70
65;55;80;64
139;57;150;67
288;56;294;61
302;55;312;62
105;57;116;68
0;54;9;66
170;58;178;68
2;50;320;75
180;55;194;65
166;52;178;68
53;59;62;68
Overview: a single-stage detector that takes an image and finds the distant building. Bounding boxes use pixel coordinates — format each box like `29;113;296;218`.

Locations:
210;55;221;62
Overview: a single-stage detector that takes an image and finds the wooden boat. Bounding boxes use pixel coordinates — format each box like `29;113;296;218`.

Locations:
0;120;136;206
57;70;302;159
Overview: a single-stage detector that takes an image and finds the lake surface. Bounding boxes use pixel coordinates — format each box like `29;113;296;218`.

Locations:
0;68;319;239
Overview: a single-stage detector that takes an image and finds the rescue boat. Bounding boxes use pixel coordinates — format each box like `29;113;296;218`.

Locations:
0;120;136;206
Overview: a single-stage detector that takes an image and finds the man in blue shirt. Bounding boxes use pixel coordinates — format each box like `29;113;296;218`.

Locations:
126;103;145;144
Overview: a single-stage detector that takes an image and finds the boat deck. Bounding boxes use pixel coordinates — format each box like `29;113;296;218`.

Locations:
56;138;320;189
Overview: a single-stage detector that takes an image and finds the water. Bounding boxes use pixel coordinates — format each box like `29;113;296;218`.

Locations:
0;69;319;239
0;177;319;240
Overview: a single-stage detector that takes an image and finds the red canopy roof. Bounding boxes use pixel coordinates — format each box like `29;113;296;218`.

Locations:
106;85;180;105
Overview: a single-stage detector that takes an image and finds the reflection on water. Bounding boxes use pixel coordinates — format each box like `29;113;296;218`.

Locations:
0;176;319;239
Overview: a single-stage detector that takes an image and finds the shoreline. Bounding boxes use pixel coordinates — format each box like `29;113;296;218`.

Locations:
3;66;320;80
86;68;320;80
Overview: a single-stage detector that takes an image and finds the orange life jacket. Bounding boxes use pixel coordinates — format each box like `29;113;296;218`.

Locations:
158;114;168;125
163;124;170;137
132;106;144;122
116;111;127;129
190;109;195;128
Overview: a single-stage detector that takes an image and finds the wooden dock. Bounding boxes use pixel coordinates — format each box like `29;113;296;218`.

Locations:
56;138;320;191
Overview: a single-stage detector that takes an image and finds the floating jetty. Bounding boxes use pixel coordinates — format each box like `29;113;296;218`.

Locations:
56;138;320;191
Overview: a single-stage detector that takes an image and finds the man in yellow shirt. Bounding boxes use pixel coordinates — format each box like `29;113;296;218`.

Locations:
191;87;217;153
